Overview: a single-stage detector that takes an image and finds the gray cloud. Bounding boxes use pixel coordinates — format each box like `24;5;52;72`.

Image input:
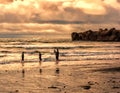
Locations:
117;0;120;3
0;0;13;4
0;0;119;24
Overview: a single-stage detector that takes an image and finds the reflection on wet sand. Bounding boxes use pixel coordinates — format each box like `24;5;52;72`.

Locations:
22;68;25;78
55;59;60;75
39;59;42;74
55;68;60;74
39;61;42;66
39;68;42;74
0;59;119;93
20;59;60;79
55;60;59;65
21;60;25;78
21;61;24;67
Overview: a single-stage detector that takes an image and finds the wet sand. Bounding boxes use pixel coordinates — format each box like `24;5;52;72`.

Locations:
0;60;120;93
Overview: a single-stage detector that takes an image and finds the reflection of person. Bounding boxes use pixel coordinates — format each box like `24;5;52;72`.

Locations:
39;68;42;74
56;68;60;74
22;69;25;78
54;48;59;61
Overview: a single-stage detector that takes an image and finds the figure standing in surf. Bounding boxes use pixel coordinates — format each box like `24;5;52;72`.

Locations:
21;52;24;66
54;48;59;61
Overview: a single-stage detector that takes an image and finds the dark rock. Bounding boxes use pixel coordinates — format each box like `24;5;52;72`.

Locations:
15;90;19;92
48;85;57;89
71;32;80;41
81;85;91;90
112;81;116;83
88;81;95;85
71;28;120;41
112;86;120;89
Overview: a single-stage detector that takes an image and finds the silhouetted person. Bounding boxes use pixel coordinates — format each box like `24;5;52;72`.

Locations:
21;52;24;61
54;48;59;61
39;52;42;62
21;52;24;66
39;52;42;65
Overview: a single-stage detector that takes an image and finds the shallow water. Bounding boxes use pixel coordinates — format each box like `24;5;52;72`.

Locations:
0;33;120;64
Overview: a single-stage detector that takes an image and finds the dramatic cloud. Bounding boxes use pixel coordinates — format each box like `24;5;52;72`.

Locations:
0;0;120;33
0;0;13;4
0;0;119;24
0;23;120;34
117;0;120;3
104;0;120;9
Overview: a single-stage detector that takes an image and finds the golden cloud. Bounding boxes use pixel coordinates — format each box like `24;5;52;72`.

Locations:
0;0;119;23
0;0;13;4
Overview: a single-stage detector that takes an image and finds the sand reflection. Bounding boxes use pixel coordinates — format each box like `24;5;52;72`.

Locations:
22;69;25;78
55;67;60;74
39;68;42;74
55;60;60;75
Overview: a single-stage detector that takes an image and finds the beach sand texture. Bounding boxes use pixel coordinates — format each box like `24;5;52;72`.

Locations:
0;60;120;93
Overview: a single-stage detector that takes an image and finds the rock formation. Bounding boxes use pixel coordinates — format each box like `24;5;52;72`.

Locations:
71;28;120;41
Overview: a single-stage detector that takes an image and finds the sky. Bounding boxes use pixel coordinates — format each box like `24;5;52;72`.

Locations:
0;0;120;33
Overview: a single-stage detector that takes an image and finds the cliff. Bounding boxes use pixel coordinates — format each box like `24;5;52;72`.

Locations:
71;28;120;41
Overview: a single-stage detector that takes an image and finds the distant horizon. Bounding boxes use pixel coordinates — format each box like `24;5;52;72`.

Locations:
0;23;120;35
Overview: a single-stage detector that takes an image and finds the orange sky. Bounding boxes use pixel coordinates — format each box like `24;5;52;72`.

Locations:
0;0;120;33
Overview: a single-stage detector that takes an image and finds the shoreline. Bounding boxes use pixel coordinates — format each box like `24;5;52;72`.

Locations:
0;59;119;70
0;60;120;93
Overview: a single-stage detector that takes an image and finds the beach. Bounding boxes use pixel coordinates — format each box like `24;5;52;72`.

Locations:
0;31;120;93
1;0;120;93
0;60;120;93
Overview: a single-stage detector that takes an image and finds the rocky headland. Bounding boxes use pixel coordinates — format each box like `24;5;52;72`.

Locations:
71;28;120;41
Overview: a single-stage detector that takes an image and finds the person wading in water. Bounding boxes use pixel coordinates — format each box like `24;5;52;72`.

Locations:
54;48;59;64
39;52;42;64
54;48;60;73
21;52;24;66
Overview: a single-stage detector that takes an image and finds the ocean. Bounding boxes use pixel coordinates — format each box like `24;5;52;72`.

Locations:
0;24;120;93
0;23;120;64
0;33;120;64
